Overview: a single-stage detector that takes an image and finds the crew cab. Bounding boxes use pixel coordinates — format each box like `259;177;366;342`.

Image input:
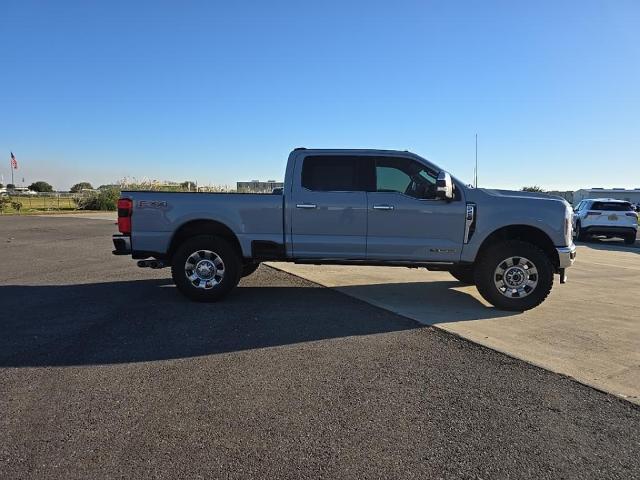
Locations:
113;149;576;311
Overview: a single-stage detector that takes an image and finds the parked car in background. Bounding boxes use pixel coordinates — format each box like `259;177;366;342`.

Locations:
573;198;638;244
113;148;577;312
10;187;38;196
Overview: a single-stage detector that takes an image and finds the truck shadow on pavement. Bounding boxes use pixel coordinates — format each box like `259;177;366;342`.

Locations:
335;281;514;325
0;272;513;368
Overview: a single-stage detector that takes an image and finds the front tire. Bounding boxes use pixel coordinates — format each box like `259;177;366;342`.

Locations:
575;222;588;241
474;240;553;311
171;235;241;302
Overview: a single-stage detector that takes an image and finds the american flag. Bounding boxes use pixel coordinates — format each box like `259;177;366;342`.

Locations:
10;151;18;169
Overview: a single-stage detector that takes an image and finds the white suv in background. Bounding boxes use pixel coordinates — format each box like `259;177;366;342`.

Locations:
573;198;638;245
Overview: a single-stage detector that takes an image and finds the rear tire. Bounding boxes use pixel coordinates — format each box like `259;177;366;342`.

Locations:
241;262;261;277
624;233;637;245
474;240;553;311
171;235;241;302
448;265;475;285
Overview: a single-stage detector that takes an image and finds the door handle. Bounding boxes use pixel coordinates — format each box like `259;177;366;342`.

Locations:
296;203;317;209
372;204;394;211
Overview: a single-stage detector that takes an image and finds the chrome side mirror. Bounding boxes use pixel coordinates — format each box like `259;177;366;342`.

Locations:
436;171;454;201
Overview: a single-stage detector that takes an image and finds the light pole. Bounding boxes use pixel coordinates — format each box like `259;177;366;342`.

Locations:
474;134;478;188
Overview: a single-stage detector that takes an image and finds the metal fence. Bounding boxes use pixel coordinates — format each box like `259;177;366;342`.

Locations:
1;193;78;212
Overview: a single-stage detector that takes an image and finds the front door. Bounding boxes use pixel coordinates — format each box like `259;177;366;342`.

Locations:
290;155;368;259
365;157;465;262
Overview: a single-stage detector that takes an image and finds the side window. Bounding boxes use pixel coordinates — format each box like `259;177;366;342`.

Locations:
301;156;363;192
375;157;438;199
376;166;412;193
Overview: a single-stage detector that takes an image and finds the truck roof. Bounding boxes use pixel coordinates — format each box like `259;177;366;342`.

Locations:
294;148;413;155
584;198;630;203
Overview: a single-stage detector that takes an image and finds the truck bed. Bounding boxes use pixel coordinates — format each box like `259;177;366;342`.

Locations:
123;191;284;259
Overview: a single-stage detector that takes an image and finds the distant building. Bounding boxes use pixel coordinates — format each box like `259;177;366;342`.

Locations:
236;180;284;194
573;188;640;205
546;190;574;203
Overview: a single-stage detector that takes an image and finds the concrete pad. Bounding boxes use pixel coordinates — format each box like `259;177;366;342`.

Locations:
267;243;640;404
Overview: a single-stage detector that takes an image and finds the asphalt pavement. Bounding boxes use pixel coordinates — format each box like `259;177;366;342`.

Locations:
269;239;640;404
1;215;639;479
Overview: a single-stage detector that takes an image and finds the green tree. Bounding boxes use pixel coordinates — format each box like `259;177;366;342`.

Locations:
70;182;93;193
7;183;15;189
75;186;120;211
11;201;22;213
28;181;54;192
521;186;545;193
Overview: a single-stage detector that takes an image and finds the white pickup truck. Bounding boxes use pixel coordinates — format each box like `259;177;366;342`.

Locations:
113;148;576;311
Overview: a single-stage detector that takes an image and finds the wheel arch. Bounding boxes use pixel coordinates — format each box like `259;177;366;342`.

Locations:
167;219;243;263
476;224;559;270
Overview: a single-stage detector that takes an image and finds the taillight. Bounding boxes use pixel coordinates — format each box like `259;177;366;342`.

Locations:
586;211;601;216
117;198;133;234
626;212;638;218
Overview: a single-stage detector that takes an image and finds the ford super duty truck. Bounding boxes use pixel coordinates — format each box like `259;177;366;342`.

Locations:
112;148;576;311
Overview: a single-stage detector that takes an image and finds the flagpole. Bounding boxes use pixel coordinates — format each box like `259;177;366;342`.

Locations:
10;157;14;186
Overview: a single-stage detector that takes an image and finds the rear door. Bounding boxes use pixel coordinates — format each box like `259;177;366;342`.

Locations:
365;156;465;262
289;155;369;259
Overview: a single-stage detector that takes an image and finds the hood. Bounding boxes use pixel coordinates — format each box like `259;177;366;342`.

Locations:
464;188;574;246
475;188;570;206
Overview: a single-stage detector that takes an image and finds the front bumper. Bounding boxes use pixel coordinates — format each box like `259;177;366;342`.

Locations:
556;244;577;269
112;234;131;255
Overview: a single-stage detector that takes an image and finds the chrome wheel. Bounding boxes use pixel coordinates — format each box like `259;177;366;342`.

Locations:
493;256;538;298
184;250;225;289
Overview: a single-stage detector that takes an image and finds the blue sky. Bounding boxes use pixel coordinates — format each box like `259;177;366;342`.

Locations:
1;0;639;190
